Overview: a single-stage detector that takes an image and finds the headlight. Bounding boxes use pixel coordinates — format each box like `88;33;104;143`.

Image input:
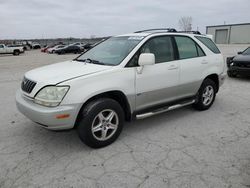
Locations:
34;86;69;107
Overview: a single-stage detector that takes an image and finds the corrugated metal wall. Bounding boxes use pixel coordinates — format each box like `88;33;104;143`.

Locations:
207;24;250;44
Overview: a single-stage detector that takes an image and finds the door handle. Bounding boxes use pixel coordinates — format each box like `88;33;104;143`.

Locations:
201;60;208;64
168;64;178;70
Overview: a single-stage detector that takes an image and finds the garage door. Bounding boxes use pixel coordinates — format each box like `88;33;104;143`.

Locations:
215;29;228;44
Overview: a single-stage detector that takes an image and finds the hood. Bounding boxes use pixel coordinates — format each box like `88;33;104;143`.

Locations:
25;60;111;85
233;55;250;62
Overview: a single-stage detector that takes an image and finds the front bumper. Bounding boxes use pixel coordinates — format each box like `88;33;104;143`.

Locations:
228;67;250;76
16;89;81;130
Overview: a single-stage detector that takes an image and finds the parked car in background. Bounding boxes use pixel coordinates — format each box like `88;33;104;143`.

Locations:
41;44;56;53
227;47;250;77
70;42;85;46
7;44;26;51
31;42;41;49
47;45;65;53
16;28;226;148
54;45;83;54
82;43;93;51
0;44;24;55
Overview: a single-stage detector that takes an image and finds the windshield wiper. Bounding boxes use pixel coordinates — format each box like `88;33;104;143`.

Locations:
73;59;86;62
74;58;105;65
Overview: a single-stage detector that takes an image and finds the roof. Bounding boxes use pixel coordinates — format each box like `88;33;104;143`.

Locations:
117;28;203;37
117;33;150;37
206;23;250;28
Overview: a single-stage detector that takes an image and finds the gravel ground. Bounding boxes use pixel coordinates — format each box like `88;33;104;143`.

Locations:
0;45;250;188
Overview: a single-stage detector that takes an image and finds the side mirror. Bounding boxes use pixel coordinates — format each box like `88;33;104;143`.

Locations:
238;51;242;55
138;53;155;66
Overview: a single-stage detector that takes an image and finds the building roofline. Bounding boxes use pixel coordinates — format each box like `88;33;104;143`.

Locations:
206;23;250;28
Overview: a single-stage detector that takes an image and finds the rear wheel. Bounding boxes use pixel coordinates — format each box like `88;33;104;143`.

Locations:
193;79;216;111
77;98;124;148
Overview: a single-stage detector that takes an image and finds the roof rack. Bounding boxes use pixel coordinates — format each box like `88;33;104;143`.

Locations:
134;28;177;33
177;31;201;35
134;28;202;35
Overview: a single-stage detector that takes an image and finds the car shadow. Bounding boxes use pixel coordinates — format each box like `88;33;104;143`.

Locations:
24;123;92;151
0;54;15;57
236;75;250;80
21;106;194;152
122;105;197;136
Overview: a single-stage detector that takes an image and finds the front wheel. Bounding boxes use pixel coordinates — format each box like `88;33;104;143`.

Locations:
193;79;216;111
13;50;20;56
227;70;236;78
77;98;124;148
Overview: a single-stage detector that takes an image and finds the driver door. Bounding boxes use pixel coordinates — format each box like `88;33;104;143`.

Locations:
135;36;180;111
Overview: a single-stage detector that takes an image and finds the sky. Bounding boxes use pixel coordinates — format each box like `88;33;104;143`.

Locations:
0;0;249;39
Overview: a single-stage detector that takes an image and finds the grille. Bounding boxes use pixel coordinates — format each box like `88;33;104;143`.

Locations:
21;77;36;94
234;61;250;68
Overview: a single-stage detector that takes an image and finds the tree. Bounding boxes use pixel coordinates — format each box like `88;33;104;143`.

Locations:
178;16;193;31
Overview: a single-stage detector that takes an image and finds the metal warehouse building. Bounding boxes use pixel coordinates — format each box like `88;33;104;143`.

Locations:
206;23;250;44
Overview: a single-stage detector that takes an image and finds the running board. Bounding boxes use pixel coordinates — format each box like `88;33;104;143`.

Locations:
136;100;195;120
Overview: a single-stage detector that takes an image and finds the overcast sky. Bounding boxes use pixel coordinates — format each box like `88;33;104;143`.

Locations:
0;0;249;39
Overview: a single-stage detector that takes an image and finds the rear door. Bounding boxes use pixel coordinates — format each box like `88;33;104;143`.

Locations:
174;36;208;98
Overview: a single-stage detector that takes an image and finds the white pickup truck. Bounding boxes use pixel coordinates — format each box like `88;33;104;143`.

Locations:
0;44;24;55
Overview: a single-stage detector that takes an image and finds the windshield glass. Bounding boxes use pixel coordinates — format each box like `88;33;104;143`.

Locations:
76;36;144;65
242;47;250;55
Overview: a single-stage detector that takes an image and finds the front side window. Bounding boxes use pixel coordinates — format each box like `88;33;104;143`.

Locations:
127;36;175;67
195;36;220;54
175;36;205;60
76;36;143;66
141;36;175;63
0;45;3;48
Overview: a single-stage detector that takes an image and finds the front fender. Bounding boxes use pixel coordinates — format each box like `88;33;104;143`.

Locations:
60;67;136;112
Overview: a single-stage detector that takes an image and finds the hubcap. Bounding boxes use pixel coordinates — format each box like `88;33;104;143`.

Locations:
91;109;119;141
202;85;214;106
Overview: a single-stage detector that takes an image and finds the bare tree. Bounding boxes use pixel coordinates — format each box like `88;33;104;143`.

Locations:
178;16;193;31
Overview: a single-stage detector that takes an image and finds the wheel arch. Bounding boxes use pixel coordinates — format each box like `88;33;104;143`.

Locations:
204;74;219;93
74;90;132;128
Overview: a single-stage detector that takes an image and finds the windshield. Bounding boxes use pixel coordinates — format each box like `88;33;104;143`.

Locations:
76;36;144;66
242;47;250;55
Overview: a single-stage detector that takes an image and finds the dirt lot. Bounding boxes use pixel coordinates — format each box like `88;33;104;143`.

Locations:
0;46;250;188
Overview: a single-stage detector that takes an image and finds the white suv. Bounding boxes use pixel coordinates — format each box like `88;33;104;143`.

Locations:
16;29;226;148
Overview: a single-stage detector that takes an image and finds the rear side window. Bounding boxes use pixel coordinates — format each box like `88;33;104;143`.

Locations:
195;36;220;54
175;36;205;59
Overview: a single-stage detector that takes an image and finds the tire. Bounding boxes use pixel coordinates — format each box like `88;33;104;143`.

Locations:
77;98;124;148
13;50;20;56
227;70;236;78
193;79;216;111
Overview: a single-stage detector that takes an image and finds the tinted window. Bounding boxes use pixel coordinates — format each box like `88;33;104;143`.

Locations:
195;36;220;54
127;36;175;67
0;45;3;48
197;45;205;57
175;36;205;59
140;36;175;64
69;46;78;49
